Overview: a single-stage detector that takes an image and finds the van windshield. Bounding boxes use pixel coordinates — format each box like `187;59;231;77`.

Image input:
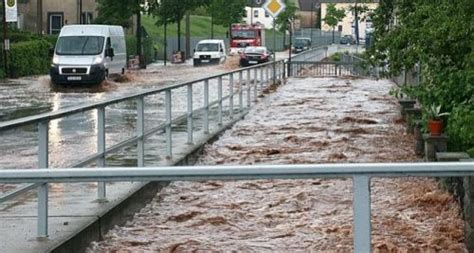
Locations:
56;36;105;55
196;43;219;52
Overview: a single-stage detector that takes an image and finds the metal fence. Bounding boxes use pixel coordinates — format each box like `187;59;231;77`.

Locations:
0;59;287;238
1;162;473;252
288;46;377;78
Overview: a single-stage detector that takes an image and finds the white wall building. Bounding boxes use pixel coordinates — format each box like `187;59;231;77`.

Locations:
243;6;274;29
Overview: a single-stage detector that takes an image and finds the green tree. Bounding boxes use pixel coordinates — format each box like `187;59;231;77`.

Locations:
323;3;346;43
149;0;203;51
275;0;299;48
96;0;143;28
208;0;247;36
369;0;474;150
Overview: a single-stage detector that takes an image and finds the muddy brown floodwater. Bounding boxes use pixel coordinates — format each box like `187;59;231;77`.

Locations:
89;76;465;252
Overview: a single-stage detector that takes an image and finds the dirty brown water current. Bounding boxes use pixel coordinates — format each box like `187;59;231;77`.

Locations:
86;77;466;252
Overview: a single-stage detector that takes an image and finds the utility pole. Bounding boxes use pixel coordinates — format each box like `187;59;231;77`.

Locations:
310;0;314;40
287;20;292;77
250;0;254;24
79;0;83;24
137;7;145;69
354;0;359;45
3;0;9;77
37;0;43;35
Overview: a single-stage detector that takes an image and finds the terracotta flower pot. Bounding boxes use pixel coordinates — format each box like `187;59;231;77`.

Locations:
428;119;443;136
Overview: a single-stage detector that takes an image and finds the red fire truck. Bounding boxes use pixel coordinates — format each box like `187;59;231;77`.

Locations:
229;23;266;55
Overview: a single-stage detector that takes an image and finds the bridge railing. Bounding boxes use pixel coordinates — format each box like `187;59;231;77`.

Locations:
1;162;473;252
0;59;287;237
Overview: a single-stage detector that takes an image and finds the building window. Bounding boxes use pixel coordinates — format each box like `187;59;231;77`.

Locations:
48;12;64;34
81;12;93;24
254;10;259;18
338;25;343;32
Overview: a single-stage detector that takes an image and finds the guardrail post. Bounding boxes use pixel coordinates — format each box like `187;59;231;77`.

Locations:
265;65;269;84
218;76;223;126
204;80;209;134
246;69;251;108
136;97;145;167
229;74;234;119
97;106;106;200
37;120;49;238
353;175;371;253
239;71;243;112
260;66;264;90
254;68;258;102
187;84;193;144
165;90;172;158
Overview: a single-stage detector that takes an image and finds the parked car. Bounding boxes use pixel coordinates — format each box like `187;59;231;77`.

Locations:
50;25;127;85
239;46;272;67
340;35;356;45
292;37;312;53
193;39;227;66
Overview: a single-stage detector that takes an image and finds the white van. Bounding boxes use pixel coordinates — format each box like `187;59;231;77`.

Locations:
193;39;227;66
50;25;126;85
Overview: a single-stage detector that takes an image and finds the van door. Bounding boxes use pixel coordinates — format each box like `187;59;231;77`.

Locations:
220;42;226;62
104;37;114;74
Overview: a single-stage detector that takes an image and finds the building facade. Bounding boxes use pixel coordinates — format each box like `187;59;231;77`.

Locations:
320;0;378;40
242;0;274;28
17;0;97;35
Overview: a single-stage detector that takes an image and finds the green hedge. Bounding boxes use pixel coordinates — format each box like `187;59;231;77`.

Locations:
8;39;51;78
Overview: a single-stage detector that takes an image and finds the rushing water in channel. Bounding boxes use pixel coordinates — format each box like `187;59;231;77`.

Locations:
88;77;466;252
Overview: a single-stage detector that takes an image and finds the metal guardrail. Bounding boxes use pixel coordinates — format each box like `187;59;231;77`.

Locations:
0;59;287;237
1;162;473;252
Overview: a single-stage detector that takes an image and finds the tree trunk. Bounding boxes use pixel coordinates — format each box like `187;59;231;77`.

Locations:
137;9;145;69
185;13;190;59
332;27;335;44
177;18;181;51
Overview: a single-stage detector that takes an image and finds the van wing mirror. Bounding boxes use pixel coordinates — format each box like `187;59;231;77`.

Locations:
106;48;115;58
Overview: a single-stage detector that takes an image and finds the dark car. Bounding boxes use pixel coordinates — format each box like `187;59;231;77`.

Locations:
292;37;312;53
340;35;356;45
239;46;272;67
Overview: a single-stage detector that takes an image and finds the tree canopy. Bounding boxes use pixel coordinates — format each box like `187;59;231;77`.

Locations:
323;3;346;30
369;0;474;151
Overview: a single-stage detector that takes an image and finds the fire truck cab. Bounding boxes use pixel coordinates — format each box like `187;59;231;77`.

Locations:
229;23;266;55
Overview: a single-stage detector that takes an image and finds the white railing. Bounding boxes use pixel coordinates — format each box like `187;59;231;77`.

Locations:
0;59;287;237
1;162;473;252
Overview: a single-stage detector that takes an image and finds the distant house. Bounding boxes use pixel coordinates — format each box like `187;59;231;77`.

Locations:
17;0;97;35
320;0;378;40
243;0;274;28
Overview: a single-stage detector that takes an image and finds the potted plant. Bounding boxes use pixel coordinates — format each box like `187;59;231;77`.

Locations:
425;104;450;136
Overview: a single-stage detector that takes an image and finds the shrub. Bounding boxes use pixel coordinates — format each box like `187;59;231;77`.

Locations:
447;104;474;151
9;39;51;77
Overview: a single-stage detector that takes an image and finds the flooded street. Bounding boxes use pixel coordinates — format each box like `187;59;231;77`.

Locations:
89;77;466;252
